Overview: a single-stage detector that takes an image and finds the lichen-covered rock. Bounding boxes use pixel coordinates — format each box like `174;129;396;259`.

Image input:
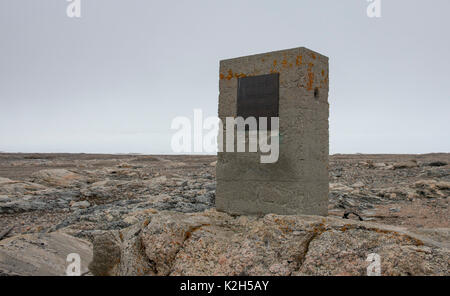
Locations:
89;209;449;276
413;179;450;198
393;160;418;169
294;228;449;276
88;222;155;276
31;169;87;187
0;177;47;195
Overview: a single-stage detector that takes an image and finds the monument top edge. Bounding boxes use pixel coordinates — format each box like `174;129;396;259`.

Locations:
220;46;329;64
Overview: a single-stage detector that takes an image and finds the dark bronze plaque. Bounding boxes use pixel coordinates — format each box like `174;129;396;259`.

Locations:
237;73;279;129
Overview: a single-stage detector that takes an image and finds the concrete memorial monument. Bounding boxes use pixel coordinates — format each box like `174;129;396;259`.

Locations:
216;47;329;216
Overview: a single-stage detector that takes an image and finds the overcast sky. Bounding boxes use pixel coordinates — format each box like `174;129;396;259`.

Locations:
0;0;449;154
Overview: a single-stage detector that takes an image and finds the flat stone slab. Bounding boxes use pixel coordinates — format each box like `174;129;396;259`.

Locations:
0;232;92;276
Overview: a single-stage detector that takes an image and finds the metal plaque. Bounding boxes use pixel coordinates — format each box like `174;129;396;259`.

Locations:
237;73;279;129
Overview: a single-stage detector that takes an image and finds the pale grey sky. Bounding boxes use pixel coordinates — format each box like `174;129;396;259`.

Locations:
0;0;449;154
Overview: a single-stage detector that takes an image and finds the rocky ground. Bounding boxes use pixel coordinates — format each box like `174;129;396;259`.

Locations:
0;153;448;275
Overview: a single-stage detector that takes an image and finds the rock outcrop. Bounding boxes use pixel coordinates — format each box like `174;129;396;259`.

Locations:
1;153;448;276
0;177;47;195
89;209;449;276
0;232;92;276
31;169;88;187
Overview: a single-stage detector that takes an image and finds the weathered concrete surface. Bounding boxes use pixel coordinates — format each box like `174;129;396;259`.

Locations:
88;209;449;276
217;47;329;216
0;232;92;276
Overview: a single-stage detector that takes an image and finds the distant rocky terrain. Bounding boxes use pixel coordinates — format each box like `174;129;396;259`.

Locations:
0;153;448;275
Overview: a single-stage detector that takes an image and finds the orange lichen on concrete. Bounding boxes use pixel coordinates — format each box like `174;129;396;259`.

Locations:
307;72;314;91
282;59;288;67
220;71;248;80
226;69;233;80
273;60;277;66
321;70;325;77
307;63;314;91
324;74;329;86
311;53;316;60
296;55;302;66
